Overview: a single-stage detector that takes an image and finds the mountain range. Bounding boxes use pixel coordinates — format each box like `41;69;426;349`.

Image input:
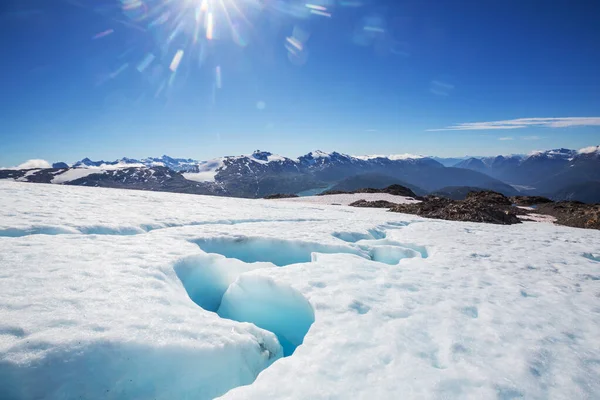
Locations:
1;146;598;202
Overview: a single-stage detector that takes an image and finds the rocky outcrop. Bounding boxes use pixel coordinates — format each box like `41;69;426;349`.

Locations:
535;202;600;230
389;193;522;225
510;196;554;206
264;193;300;199
465;190;513;206
348;200;399;208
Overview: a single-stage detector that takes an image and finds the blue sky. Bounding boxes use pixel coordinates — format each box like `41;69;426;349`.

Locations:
1;0;599;166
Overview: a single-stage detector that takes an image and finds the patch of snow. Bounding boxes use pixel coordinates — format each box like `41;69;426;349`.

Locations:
266;154;286;163
517;206;535;211
518;213;558;223
182;160;224;182
354;153;425;160
52;168;102;184
99;162;145;170
310;150;331;158
279;193;421;206
15;169;41;181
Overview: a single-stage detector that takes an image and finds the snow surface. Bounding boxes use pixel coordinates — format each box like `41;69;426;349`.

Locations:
279;193;421;206
1;181;599;400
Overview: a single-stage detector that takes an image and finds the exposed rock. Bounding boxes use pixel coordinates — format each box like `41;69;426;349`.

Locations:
535;202;600;230
465;190;512;206
389;192;522;225
348;200;399;208
264;193;300;199
510;195;554;206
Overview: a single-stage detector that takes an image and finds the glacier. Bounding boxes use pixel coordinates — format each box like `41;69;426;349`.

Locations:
0;180;599;399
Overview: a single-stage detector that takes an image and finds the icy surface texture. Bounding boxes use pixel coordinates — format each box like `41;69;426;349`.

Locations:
0;181;599;399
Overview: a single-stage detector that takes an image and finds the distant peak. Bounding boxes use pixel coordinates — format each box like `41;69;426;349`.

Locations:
251;150;273;161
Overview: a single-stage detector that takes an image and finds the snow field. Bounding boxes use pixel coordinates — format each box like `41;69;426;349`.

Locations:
0;181;599;399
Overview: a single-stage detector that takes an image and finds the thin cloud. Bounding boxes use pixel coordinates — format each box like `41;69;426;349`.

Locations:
427;117;600;131
430;80;454;96
498;137;514;141
520;136;541;140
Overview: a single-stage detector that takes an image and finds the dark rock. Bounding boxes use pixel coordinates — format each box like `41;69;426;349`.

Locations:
430;186;487;200
535;202;600;230
348;200;399;208
52;162;69;169
390;191;522;225
509;196;554;206
264;193;299;199
465;190;512;206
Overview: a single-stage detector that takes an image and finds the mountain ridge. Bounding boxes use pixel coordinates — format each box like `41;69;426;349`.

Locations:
2;146;598;202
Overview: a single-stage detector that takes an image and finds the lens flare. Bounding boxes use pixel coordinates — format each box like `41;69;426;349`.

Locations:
87;0;351;101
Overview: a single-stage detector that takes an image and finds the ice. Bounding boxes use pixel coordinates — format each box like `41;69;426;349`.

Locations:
366;244;421;264
194;236;368;266
1;180;599;399
174;253;265;312
218;274;315;356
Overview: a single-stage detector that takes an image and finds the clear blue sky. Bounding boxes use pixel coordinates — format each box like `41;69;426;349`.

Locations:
1;0;599;166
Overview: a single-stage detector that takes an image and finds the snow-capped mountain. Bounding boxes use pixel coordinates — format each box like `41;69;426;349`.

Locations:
453;146;600;197
71;155;200;172
3;146;598;201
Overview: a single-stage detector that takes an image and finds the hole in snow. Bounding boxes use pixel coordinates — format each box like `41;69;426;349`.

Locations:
364;245;422;265
332;228;386;243
332;231;374;243
174;255;315;357
218;275;315;356
174;256;240;312
583;253;600;262
193;236;367;266
0;226;80;237
77;225;147;235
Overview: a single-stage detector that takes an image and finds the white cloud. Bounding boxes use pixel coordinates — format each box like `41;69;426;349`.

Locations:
428;117;600;131
498;137;514;141
578;145;599;154
16;159;52;169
